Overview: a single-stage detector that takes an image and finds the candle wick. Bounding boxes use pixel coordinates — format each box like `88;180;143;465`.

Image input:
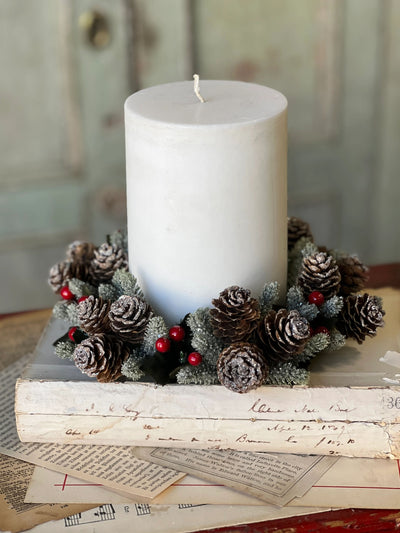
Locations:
193;74;205;103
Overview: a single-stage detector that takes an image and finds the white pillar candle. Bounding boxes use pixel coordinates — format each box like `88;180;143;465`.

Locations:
125;80;287;325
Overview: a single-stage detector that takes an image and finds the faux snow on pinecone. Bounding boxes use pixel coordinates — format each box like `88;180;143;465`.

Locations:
257;309;310;363
109;295;153;343
288;217;313;250
77;295;111;335
336;293;385;343
73;334;129;382
48;261;91;293
217;342;268;393
337;255;369;296
66;241;96;264
298;252;341;299
90;243;128;283
210;286;260;343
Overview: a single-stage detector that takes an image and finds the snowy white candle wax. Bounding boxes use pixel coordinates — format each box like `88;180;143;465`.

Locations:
124;80;287;325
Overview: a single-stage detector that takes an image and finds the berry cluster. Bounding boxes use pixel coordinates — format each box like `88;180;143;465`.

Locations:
155;325;202;366
60;287;89;342
307;291;330;337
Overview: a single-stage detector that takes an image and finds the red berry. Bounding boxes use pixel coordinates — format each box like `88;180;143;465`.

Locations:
78;295;89;303
169;325;185;342
315;326;330;336
68;326;78;342
188;352;202;366
60;286;74;300
156;337;171;353
308;291;325;306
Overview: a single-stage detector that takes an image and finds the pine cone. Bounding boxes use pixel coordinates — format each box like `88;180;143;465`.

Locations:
210;286;260;343
288;217;313;250
109;295;153;344
256;309;310;363
78;295;111;335
337;255;369;296
73;334;129;382
90;243;128;283
336;293;385;344
48;261;71;293
217;342;268;393
48;261;92;293
298;252;341;298
66;241;96;263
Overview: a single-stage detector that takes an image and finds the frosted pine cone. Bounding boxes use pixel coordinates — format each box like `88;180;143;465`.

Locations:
66;241;96;264
210;286;260;343
90;243;128;283
109;295;153;344
217;342;268;393
337;255;369;296
74;334;129;382
48;261;91;293
48;261;72;293
336;293;385;343
288;217;313;250
298;252;341;299
257;309;310;363
78;295;111;335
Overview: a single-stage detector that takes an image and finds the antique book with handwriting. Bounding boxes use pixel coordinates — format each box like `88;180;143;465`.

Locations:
15;288;400;459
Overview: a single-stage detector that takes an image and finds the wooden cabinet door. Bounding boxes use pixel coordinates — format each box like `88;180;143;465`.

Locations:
0;0;130;312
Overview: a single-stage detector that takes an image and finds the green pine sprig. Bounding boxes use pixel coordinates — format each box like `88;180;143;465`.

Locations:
259;281;280;315
187;307;224;366
265;361;309;386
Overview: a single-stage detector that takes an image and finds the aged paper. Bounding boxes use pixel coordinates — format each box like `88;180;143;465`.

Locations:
25;455;400;509
26;503;329;533
1;354;184;501
25;454;400;510
133;448;336;506
0;453;94;533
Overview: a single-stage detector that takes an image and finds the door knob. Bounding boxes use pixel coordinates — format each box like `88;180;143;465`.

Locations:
79;10;110;49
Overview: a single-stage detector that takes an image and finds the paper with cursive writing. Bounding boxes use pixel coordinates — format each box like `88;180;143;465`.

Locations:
133;447;337;506
0;354;184;501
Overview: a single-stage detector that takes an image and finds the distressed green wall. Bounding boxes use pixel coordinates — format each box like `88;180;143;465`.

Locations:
1;0;399;311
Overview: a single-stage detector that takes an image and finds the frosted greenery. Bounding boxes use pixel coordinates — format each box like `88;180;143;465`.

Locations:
320;295;343;318
187;308;224;365
121;353;145;381
52;301;69;321
108;229;128;252
52;301;79;326
142;316;169;355
68;278;96;298
111;269;144;299
98;282;119;301
265;361;309;386
66;301;79;326
297;333;330;363
328;329;346;351
259;281;280;315
286;286;319;321
176;363;219;385
54;340;75;360
301;240;319;259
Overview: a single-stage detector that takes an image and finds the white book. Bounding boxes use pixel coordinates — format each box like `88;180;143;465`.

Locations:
15;288;400;459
